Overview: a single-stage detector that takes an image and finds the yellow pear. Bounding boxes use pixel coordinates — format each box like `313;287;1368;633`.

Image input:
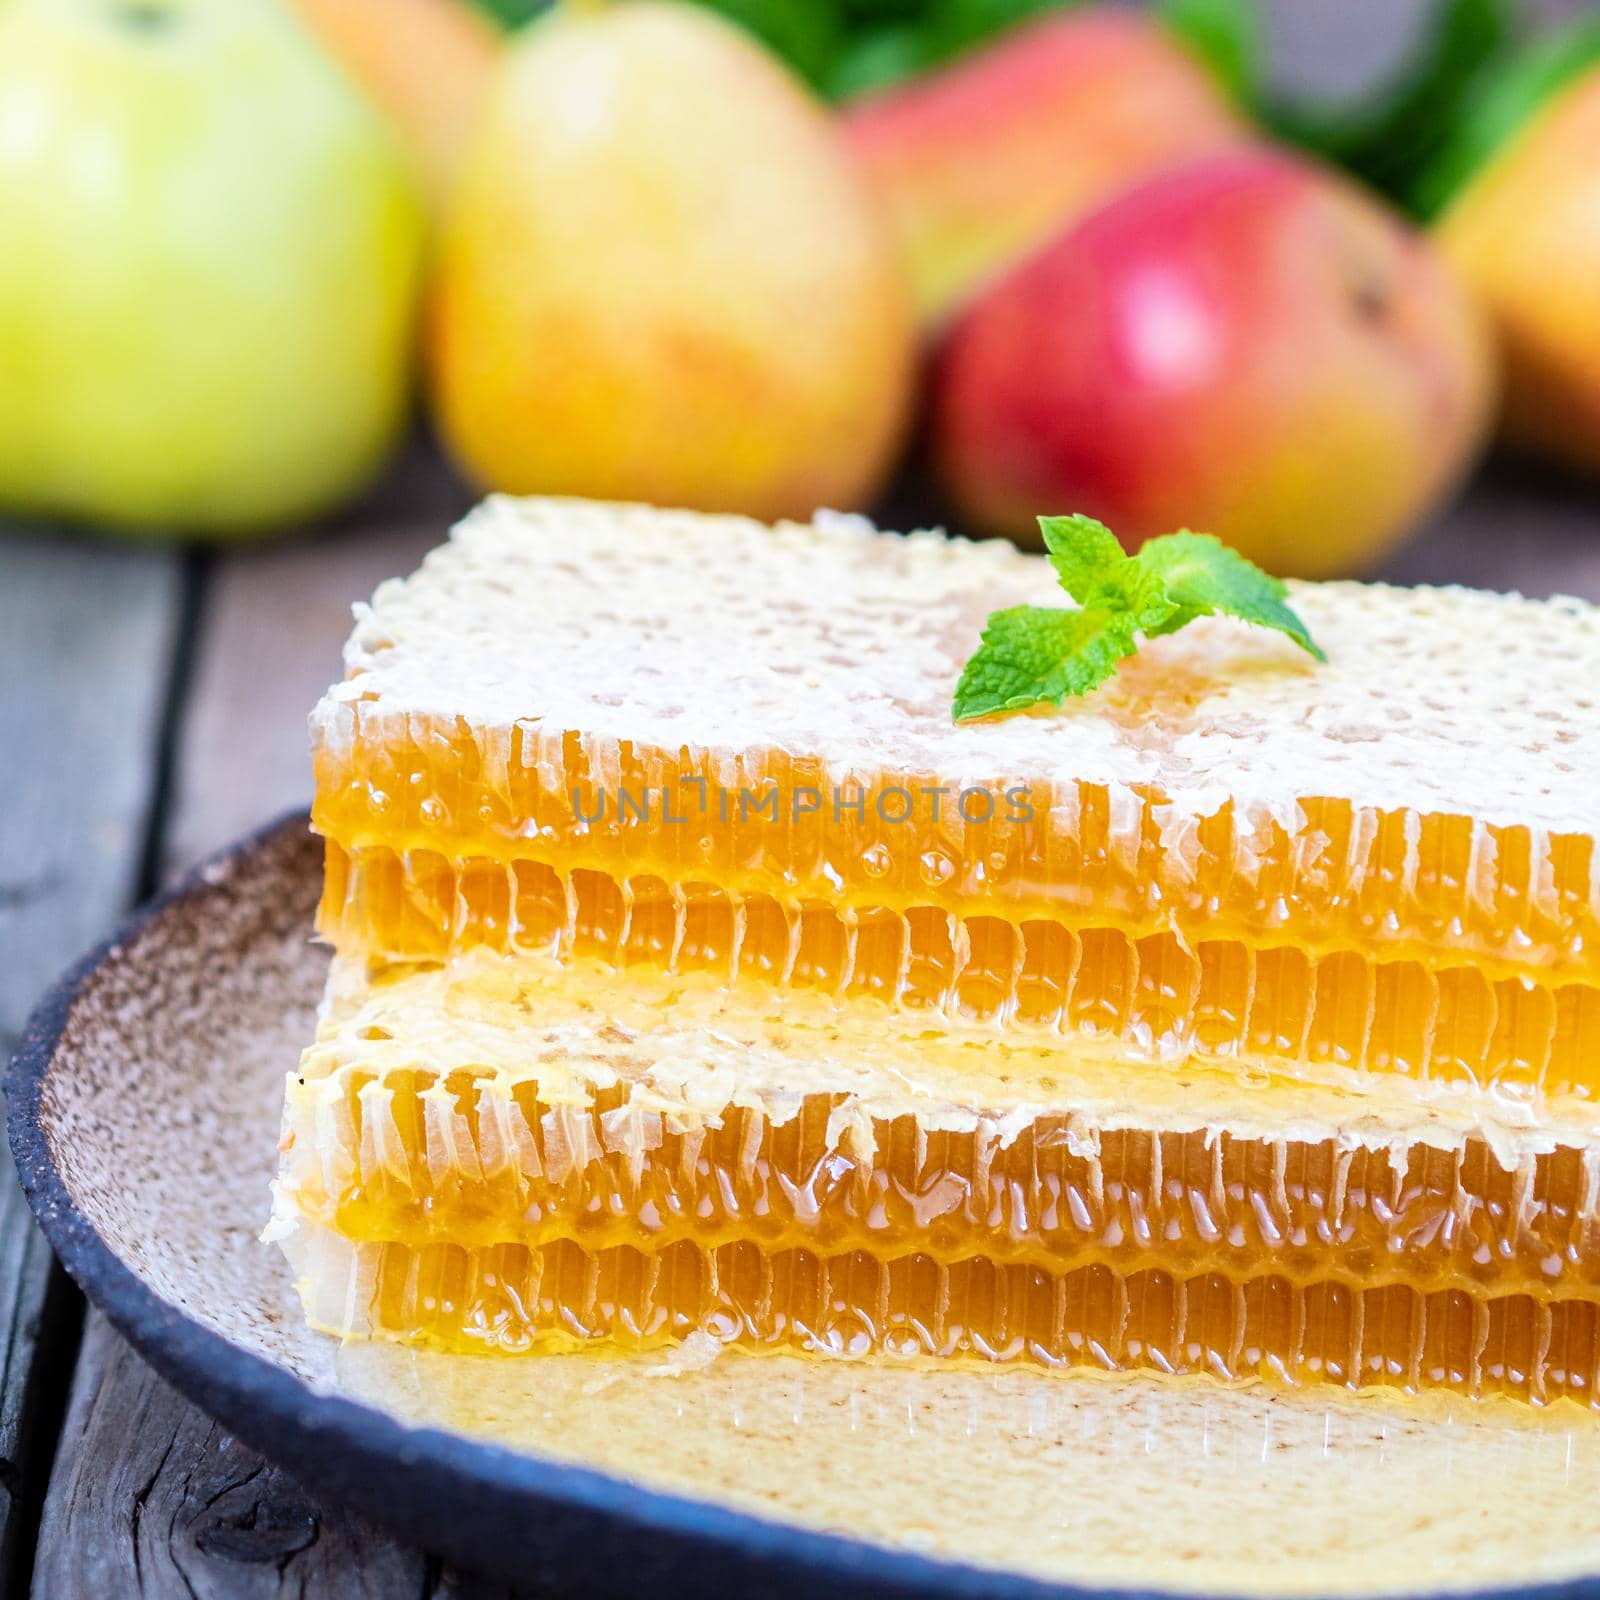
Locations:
429;2;915;520
1438;70;1600;472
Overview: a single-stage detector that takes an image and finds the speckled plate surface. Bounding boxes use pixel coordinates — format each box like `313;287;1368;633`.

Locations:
13;814;1600;1600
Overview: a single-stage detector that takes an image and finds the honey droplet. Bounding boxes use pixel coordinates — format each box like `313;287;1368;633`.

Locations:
861;843;892;879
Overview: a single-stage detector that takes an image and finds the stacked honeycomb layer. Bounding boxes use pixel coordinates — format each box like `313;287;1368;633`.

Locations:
275;953;1600;1403
279;497;1600;1399
316;822;1600;1103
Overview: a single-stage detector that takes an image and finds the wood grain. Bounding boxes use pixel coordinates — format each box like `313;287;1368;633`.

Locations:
0;535;181;1590
35;1323;528;1600
33;451;506;1599
164;445;468;875
0;1168;77;1593
33;1317;432;1600
0;538;181;1053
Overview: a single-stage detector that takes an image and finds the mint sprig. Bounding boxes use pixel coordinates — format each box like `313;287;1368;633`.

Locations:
952;515;1324;724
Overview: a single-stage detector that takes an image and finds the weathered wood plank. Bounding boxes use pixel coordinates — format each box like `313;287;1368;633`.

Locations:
35;1313;530;1597
33;451;503;1598
0;533;181;1589
0;538;182;1053
32;1317;432;1600
164;446;467;875
0;1162;77;1592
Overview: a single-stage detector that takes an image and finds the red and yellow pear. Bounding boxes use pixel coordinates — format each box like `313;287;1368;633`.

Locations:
934;149;1495;577
1436;69;1600;473
430;2;915;520
842;9;1246;329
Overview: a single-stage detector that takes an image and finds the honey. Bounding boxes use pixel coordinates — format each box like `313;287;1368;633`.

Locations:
333;1344;1600;1596
286;1058;1600;1306
267;945;1600;1403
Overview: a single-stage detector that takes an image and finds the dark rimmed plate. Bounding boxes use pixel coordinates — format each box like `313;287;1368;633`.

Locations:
11;813;1600;1600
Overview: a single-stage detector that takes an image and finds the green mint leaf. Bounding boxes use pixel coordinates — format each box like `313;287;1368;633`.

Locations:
952;514;1322;723
1039;513;1179;633
1105;558;1182;635
1037;513;1127;606
1137;531;1326;660
952;605;1136;722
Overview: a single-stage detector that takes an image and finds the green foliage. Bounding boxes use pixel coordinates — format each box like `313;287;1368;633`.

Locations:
700;0;845;84
1409;13;1600;216
783;0;1074;96
825;23;936;100
1258;0;1515;208
952;515;1321;723
470;0;542;28
1247;0;1600;216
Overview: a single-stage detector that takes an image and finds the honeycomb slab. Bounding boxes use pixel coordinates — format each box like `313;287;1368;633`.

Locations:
274;496;1600;1404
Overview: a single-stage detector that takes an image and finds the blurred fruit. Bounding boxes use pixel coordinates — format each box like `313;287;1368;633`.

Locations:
1436;70;1600;473
934;149;1494;578
842;10;1246;328
289;0;501;210
0;0;425;540
431;2;914;521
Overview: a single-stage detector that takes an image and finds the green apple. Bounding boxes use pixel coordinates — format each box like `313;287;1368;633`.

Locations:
0;0;427;538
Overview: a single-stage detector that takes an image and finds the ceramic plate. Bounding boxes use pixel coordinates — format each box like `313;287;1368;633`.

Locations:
13;815;1600;1600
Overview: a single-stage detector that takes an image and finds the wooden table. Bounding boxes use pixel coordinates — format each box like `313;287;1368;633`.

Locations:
7;0;1600;1588
0;441;1595;1596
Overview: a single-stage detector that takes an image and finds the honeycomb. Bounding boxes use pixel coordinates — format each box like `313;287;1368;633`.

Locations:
292;1224;1600;1406
277;497;1600;1399
314;737;1599;989
269;947;1600;1402
286;1058;1600;1306
318;839;1600;1102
